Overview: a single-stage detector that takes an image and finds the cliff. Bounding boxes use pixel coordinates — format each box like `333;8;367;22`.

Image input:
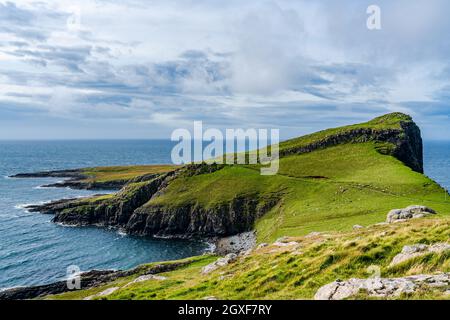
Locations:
278;112;423;173
18;113;437;241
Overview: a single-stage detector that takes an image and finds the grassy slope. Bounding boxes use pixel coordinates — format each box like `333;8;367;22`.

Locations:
79;165;178;183
46;113;450;300
278;112;410;154
50;218;450;300
141;113;449;241
145;142;449;242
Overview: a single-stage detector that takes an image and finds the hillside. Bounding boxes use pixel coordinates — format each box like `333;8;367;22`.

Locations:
45;218;450;300
5;112;450;300
22;112;448;241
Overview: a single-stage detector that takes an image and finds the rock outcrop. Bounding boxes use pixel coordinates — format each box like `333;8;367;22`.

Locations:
24;163;277;239
390;243;450;266
315;273;450;300
280;113;423;173
201;253;238;274
14;114;426;241
386;205;436;223
10;169;127;190
126;195;277;238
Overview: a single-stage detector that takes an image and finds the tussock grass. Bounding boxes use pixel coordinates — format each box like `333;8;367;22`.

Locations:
50;218;450;300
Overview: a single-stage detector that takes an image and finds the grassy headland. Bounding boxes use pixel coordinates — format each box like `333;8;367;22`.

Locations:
12;112;450;300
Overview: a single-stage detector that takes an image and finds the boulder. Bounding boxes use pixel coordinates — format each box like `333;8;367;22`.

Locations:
315;273;450;300
201;253;237;274
124;274;167;287
386;205;436;223
84;287;120;300
390;243;450;266
273;241;299;247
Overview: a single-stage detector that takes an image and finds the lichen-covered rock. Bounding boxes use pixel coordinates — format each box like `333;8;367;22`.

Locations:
315;273;450;300
390;243;450;266
386;205;436;223
124;274;167;287
201;253;237;274
84;287;120;300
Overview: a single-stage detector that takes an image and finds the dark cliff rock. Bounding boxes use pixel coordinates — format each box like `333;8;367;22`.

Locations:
126;194;279;238
10;169;128;191
10;169;84;179
280;116;423;173
24;163;279;239
15;114;425;240
52;173;174;227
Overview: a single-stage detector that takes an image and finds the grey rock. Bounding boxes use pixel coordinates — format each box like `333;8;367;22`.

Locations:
124;274;167;287
390;243;450;266
201;253;238;274
84;287;120;300
305;232;322;238
386;205;436;223
273;241;299;247
315;273;450;300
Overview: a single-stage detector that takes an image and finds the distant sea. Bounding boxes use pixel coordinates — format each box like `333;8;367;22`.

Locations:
0;140;449;289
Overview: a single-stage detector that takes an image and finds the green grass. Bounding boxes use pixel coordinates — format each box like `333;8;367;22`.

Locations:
142;142;450;242
81;165;178;183
50;218;450;300
42;113;450;300
69;113;449;244
278;112;412;155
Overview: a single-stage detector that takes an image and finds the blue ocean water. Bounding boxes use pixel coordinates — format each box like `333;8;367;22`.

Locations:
0;140;449;290
0;140;208;290
424;141;450;193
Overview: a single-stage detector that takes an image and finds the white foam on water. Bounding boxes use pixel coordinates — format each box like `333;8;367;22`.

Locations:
14;203;36;210
117;229;128;237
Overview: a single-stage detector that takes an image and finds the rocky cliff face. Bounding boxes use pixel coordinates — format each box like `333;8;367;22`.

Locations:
27;163;280;239
280;116;423;173
22;114;425;239
126;195;278;238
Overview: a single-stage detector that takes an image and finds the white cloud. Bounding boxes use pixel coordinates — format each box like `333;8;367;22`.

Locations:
0;0;449;139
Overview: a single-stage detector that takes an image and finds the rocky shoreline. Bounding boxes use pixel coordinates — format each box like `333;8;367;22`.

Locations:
15;164;280;240
0;260;193;300
10;169;127;190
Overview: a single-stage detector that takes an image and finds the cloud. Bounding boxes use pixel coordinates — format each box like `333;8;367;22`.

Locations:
0;0;449;140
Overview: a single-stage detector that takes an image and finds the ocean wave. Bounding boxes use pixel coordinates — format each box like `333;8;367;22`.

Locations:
54;222;79;228
0;285;26;293
14;203;35;212
117;229;128;237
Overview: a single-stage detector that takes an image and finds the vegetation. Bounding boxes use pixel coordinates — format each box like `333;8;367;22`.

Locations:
80;165;178;183
48;218;450;300
36;112;450;300
278;112;412;154
144;141;449;242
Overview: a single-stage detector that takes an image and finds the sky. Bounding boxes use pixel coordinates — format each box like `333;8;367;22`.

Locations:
0;0;449;140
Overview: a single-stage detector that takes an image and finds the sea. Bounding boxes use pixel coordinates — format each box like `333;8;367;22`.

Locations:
0;140;449;289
